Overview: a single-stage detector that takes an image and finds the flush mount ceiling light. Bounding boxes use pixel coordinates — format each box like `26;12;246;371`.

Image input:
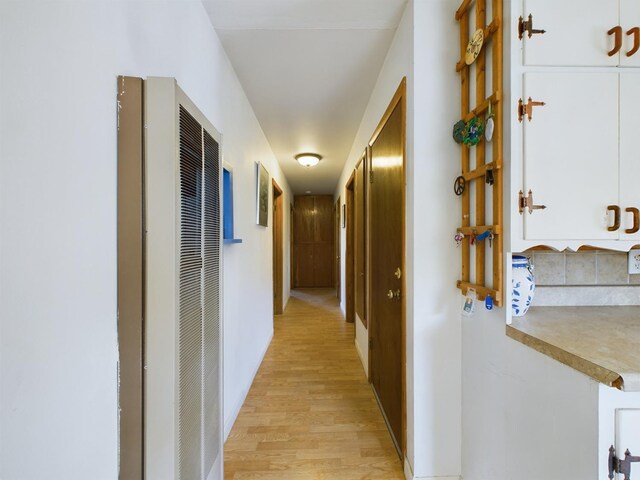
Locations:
295;153;322;167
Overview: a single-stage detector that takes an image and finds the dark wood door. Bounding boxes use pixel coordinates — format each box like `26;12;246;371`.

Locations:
345;179;355;323
335;198;341;301
293;195;335;287
369;82;405;455
355;156;367;326
273;181;283;315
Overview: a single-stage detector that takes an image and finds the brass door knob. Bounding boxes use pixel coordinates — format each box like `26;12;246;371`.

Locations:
387;289;401;300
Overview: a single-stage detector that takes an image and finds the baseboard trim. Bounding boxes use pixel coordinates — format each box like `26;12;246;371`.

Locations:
223;331;273;440
403;459;460;480
354;337;366;372
404;457;414;480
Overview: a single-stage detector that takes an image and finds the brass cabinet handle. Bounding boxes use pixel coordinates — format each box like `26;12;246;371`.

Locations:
608;26;623;56
626;207;640;234
608;205;621;231
627;27;640;57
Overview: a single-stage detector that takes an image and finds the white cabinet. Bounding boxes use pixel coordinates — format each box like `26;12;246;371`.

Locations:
615;409;640;479
599;387;640;480
522;72;619;240
521;72;640;243
512;1;640;249
523;0;619;66
621;0;640;67
522;0;640;67
618;73;640;240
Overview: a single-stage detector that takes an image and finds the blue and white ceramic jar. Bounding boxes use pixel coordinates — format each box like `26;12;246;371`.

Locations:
512;255;535;317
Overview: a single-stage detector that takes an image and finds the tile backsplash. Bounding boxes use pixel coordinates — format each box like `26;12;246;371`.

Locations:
527;251;638;286
516;251;640;306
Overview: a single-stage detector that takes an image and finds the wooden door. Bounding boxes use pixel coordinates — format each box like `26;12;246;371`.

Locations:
369;81;405;455
522;72;619;240
620;0;640;66
273;181;284;314
293;195;335;287
294;196;315;287
345;176;355;323
354;155;367;326
522;0;618;66
335;198;341;301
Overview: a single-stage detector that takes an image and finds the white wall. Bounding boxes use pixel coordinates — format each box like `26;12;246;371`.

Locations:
0;1;290;478
462;307;602;480
411;1;462;477
335;1;462;478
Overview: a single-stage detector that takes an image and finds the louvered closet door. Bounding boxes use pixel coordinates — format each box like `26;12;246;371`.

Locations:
202;128;221;475
178;106;204;480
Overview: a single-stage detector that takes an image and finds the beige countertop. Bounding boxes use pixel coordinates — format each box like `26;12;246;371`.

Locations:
507;306;640;392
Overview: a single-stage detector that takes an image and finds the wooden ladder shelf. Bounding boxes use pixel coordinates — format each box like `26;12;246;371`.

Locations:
455;0;504;306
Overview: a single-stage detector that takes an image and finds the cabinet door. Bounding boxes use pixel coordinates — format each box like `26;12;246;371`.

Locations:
522;72;619;240
615;409;640;479
619;73;640;239
523;0;619;66
620;0;640;66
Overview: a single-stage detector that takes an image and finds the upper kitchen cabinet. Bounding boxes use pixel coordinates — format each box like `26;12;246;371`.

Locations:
618;72;640;240
521;72;619;241
522;0;640;67
515;70;640;249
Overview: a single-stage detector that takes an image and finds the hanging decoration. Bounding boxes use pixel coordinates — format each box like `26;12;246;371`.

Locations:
462;117;484;146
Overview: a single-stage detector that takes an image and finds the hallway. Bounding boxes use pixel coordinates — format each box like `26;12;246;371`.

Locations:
224;289;405;479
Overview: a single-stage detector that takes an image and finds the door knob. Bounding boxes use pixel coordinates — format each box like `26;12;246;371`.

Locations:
387;289;401;300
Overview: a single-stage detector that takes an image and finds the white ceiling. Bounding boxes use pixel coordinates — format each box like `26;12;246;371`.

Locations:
202;0;407;194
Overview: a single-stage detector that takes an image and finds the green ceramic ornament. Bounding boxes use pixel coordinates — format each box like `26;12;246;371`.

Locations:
462;117;484;146
453;120;465;144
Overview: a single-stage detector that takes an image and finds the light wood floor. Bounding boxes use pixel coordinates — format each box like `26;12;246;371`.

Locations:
224;288;405;480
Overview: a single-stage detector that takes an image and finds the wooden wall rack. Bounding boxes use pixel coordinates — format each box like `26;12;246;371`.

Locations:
455;0;504;306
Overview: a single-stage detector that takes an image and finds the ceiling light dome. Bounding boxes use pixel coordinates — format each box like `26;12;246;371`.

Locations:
295;153;322;167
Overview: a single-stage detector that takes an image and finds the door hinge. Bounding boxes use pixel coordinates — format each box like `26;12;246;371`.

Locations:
369;338;373;349
518;97;546;122
369;168;374;184
518;190;547;215
518;14;546;40
609;445;640;480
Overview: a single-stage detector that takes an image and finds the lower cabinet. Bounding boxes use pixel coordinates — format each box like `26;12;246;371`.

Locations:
504;338;640;480
600;389;640;480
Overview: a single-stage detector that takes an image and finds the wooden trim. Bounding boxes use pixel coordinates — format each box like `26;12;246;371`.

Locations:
335;197;341;298
290;204;294;290
117;75;145;480
272;179;284;315
345;172;356;324
369;78;407;148
366;143;373;384
366;78;407;458
354;150;368;328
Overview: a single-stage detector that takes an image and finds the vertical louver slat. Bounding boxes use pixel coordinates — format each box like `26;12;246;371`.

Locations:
202;129;221;476
178;105;203;480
